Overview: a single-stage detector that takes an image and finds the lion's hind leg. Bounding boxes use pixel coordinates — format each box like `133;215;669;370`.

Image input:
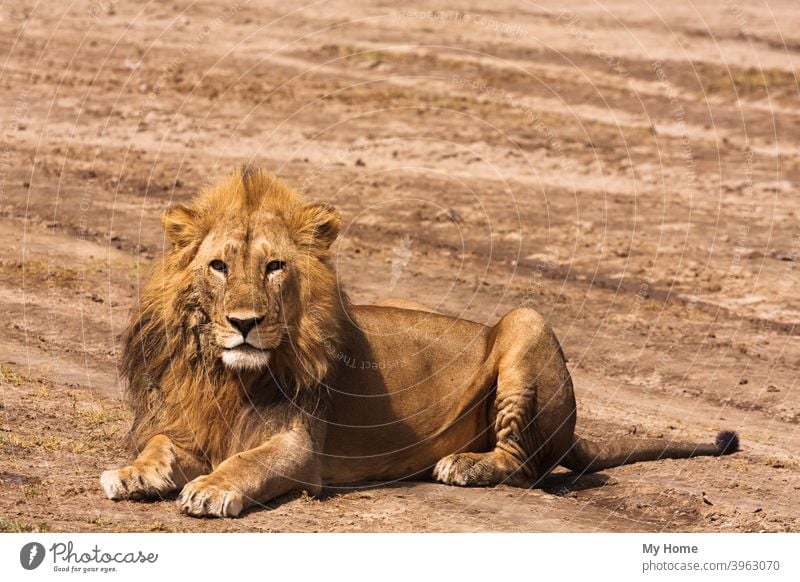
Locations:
101;435;207;500
433;308;575;489
433;449;531;487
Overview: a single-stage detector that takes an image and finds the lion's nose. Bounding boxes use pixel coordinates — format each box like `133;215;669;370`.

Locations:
227;315;264;338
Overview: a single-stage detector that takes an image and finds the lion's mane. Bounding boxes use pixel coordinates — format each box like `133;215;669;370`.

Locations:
120;168;348;462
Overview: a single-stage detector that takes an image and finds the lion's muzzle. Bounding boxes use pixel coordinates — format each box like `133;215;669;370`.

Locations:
227;315;264;338
219;311;277;370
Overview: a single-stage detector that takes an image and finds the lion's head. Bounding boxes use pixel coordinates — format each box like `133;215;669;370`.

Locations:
122;166;347;453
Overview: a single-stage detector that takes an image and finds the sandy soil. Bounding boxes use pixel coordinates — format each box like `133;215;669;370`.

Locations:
0;0;798;532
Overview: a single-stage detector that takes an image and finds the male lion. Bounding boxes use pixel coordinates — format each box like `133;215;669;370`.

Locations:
101;166;739;518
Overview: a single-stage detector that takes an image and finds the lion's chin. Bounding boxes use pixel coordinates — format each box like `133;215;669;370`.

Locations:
221;346;272;371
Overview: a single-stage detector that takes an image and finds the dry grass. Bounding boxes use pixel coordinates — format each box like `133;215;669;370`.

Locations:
0;432;63;452
0;259;82;288
10;259;82;289
0;255;140;291
0;364;27;386
704;66;798;96
85;514;113;527
0;517;34;532
77;408;125;426
0;517;50;533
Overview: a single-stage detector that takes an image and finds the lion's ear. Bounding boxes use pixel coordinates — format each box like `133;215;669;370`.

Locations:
295;202;340;249
162;204;200;248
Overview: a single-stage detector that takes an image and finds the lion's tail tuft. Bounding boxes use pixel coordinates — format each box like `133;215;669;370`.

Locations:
715;430;739;455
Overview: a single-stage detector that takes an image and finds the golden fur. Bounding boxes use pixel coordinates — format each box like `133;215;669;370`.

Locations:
119;168;345;465
101;167;738;518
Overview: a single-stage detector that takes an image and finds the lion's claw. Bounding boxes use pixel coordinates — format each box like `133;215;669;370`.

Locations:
177;475;245;518
101;466;175;500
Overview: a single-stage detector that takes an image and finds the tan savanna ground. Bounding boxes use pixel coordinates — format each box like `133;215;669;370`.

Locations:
0;0;798;532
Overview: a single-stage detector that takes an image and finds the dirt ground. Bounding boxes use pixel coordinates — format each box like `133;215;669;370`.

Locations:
0;0;798;532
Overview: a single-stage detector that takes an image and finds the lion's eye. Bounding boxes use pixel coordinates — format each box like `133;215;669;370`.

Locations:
266;260;285;274
210;260;228;274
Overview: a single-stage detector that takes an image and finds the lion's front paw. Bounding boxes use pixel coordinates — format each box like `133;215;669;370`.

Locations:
177;475;245;518
101;465;175;500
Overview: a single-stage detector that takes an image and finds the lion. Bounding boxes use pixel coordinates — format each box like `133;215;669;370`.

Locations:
101;166;739;518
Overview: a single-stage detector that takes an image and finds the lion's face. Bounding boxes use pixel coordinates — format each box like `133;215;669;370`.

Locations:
160;168;341;373
194;215;299;370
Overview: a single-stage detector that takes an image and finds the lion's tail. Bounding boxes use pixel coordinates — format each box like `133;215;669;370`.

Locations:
561;430;739;473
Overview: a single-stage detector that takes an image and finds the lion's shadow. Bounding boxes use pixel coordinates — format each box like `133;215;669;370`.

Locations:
236;470;611;517
537;470;612;495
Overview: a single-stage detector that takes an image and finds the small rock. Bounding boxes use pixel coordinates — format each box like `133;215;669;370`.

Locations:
739;378;748;385
355;158;366;167
767;385;780;393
